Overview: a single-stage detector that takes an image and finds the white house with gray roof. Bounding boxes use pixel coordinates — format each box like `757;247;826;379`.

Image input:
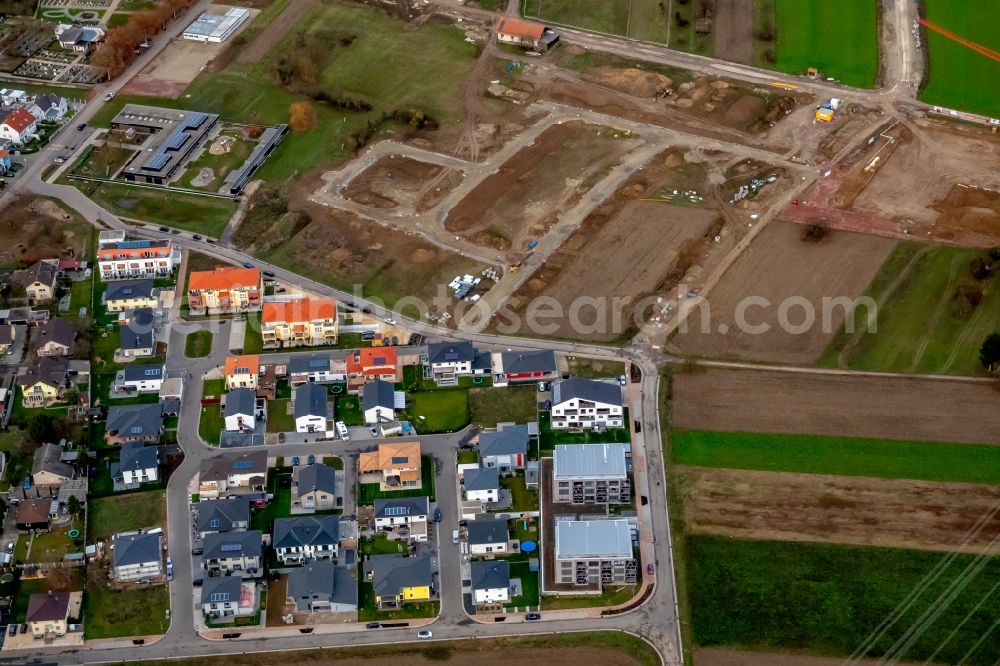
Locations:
461;466;500;503
374;496;428;543
201;575;256;620
288;354;344;385
111;441;159;488
292;463;338;512
553;519;636;587
551;378;624;430
361;379;398;424
196;497;250;536
286;560;358;612
471;560;510;605
478;425;529;474
552;443;630;505
294;382;328;433
114;363;165;394
224;388;258;432
113;532;162;582
467;518;509;556
273;515;340;564
105;403;163;445
203;530;263;576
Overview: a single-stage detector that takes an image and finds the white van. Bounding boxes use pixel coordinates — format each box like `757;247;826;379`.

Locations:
452;530;460;544
336;421;350;440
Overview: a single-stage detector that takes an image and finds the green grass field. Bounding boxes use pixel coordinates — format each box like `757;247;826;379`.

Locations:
266;399;295;432
821;244;1000;375
184;330;213;358
672;429;1000;484
404;390;469;433
689;536;1000;664
84;585;169;639
88;490;166;539
468;386;537;427
761;0;878;88
919;0;1000;117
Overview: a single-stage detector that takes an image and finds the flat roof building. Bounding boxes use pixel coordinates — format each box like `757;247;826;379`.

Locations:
183;7;250;43
112;105;219;185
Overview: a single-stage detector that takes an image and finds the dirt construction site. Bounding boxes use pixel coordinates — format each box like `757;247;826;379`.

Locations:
672;368;1000;444
781;117;1000;248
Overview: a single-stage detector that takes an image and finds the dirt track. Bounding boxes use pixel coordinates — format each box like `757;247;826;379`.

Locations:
713;0;754;64
677;466;1000;553
672;367;1000;443
695;648;884;666
236;0;318;64
671;221;896;364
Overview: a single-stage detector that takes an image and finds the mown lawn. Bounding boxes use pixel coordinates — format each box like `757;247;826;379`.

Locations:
88;489;166;539
541;583;639;610
822;244;1000;375
468;386;537;427
266;399;295;432
199;404;224;446
501;474;538;511
357;581;439;622
84;585;169;639
185;330;213;358
671;429;1000;485
919;0;1000;117
689;535;1000;664
334;394;364;426
357;455;436;504
405;390;469;433
766;0;879;87
538;411;631;452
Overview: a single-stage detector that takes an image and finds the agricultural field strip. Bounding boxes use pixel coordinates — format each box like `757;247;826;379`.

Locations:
312;99;813;281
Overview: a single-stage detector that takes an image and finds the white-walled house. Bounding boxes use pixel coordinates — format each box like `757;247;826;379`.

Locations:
273;515;340;565
223;388;258;432
294;382;328;433
462;466;500;503
0;107;37;145
113;532;162;582
550;378;624;430
467;518;509;556
373;496;429;543
471;560;510;606
362;379;397;424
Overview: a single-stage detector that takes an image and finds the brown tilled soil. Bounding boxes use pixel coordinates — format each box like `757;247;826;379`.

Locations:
696;647;884;666
580;67;673;97
676;466;1000;553
342;156;460;212
444;121;639;249
671;368;1000;444
845;120;1000;245
235;0;319;64
713;0;754;64
671;221;896;364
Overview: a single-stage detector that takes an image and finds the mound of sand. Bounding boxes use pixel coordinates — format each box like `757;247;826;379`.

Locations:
581;67;673;98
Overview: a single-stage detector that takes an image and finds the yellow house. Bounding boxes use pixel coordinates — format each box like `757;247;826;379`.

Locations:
104;279;158;313
358;442;421;491
261;298;338;348
365;554;433;610
27;591;70;638
18;357;67;408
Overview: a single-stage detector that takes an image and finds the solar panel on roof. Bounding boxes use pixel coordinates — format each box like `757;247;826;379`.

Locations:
119;240;152;249
308;358;326;368
144;368;159;376
209;592;230;602
444;352;458;361
390;456;408;464
232;459;253;469
129;426;143;434
185;112;207;129
144;153;169;171
220;543;241;552
165;131;189;151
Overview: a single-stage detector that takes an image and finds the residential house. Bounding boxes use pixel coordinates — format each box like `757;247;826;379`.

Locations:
203;530;263;575
287;560;358;613
553;443;630;505
119;308;156;358
113;532;162;582
29;93;68;121
261;298;338;348
0;89;26;106
114;363;166;394
97;237;180;281
293;382;328;433
363;553;433;609
426;341;488;385
196;497;251;537
358;442;422;491
0;323;15;355
553;519;637;587
105;403;163;445
495;17;559;50
273;515;340;565
491;349;557;387
104;279;157;313
33;317;75;357
18;356;68;408
15;259;58;303
551;378;624;430
467;518;509;556
292;463;338;512
288;354;344;385
470;560;510;606
479;425;529;474
0;148;11;175
224;354;259;390
373;496;428;543
110;441;159;487
201;575;256;621
461;466;500;503
26;592;70;638
31;442;74;487
0;107;38;146
15;498;52;530
361;379;397;425
224;388;258;432
187;267;262;315
54;24;105;52
347;347;400;386
199;452;267;499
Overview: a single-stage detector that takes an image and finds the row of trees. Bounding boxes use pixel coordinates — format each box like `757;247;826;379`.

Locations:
90;0;199;79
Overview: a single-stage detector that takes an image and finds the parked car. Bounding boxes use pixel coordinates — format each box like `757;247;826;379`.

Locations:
263;270;275;277
193;579;203;587
336;421;349;440
537;382;548;392
18;624;26;634
368;426;378;438
417;630;433;639
365;622;380;629
7;625;15;637
525;613;541;621
166;557;173;581
242;261;254;269
192;547;203;556
452;530;459;544
53;156;65;164
192;234;203;240
159;226;169;232
384;316;396;325
76;122;86;131
646;564;654;575
433;508;442;523
103;91;114;101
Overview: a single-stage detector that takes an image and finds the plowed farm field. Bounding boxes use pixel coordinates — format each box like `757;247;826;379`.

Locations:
671;368;1000;444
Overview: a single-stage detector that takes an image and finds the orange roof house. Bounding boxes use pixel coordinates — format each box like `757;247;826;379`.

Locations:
188;266;261;291
496;17;544;41
358;442;422;490
2;107;37;134
261;298;338;348
225;354;259;390
187;266;262;314
262;298;336;324
347;347;399;380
